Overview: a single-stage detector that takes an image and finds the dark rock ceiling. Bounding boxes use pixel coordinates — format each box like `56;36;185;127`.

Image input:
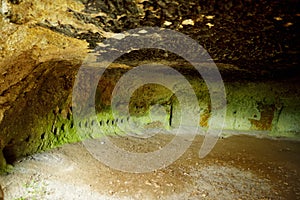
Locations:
36;0;299;78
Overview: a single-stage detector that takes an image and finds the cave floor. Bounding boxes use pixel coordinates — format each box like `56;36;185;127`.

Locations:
0;133;299;200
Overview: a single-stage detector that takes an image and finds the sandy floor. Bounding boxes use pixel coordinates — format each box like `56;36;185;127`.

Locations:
0;134;299;200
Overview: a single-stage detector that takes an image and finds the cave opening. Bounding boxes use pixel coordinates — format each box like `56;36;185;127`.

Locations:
0;0;299;199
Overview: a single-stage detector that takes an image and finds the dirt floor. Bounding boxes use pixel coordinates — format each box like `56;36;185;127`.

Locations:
0;133;299;200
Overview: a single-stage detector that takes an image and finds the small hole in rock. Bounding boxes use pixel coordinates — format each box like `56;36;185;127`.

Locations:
53;127;58;136
61;124;65;132
41;133;45;140
7;139;14;145
67;112;72;120
25;136;30;142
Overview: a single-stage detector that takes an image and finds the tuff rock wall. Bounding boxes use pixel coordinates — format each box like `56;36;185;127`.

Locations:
0;0;299;171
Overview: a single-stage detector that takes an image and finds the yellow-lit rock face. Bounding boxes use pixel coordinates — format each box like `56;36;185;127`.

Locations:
0;0;89;62
0;26;88;121
0;0;88;123
5;0;84;24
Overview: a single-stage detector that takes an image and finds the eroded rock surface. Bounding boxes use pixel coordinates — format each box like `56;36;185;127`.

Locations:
0;0;299;170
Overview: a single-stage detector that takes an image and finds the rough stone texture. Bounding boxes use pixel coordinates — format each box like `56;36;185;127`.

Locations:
0;0;89;170
0;0;299;170
93;67;300;136
79;0;299;70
